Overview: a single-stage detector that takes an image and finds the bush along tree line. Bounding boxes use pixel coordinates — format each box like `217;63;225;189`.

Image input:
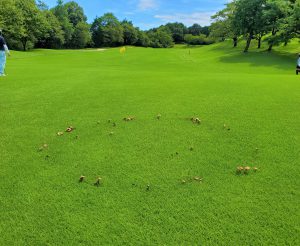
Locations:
0;0;213;50
209;0;300;52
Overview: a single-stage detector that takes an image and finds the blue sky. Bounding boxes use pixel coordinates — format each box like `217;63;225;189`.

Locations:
43;0;229;30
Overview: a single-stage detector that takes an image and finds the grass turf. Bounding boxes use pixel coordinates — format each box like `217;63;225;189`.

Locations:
0;40;299;245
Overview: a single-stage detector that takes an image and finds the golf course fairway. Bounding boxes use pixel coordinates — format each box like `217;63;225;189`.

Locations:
0;41;299;245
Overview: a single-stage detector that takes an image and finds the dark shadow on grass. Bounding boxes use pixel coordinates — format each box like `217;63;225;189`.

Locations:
175;44;206;49
218;50;296;71
209;40;297;71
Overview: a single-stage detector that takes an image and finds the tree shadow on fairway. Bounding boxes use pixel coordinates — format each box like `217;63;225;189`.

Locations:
177;45;206;49
211;42;297;72
217;48;295;72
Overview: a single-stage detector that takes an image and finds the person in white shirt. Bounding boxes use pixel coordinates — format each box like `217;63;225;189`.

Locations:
0;29;10;77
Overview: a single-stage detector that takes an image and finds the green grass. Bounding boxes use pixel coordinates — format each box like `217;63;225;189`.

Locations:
0;40;299;245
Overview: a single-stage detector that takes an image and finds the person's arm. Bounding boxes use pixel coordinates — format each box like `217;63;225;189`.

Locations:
4;44;10;56
2;36;10;56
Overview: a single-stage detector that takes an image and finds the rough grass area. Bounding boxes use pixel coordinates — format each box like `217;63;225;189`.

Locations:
0;40;299;245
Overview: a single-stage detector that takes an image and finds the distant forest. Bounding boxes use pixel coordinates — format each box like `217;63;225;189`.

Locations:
0;0;299;51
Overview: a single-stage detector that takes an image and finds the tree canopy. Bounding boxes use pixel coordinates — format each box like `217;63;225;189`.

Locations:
210;0;299;52
0;0;298;51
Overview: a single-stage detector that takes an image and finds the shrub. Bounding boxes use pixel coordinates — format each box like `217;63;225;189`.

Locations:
147;29;174;48
184;34;214;45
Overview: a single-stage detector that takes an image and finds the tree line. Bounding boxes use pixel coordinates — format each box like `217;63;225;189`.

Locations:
0;0;212;50
210;0;300;52
0;0;298;51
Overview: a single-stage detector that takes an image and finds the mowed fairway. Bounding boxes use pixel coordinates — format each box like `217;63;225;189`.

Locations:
0;42;300;245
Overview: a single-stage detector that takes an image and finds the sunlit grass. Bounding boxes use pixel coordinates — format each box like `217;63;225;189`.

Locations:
0;40;299;245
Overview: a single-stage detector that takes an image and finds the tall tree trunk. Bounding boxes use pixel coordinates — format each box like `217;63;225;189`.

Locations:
257;36;262;49
244;34;252;53
268;28;277;52
22;40;27;51
233;37;238;48
268;44;273;52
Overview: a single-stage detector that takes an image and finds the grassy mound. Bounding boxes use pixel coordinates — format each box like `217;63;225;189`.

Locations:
0;40;299;245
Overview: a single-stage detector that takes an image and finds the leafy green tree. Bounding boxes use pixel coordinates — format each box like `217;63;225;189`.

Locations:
36;10;65;48
272;0;300;45
91;13;124;47
135;29;151;47
200;26;210;37
188;24;202;36
289;0;300;37
147;27;174;48
51;0;90;49
263;0;291;51
121;20;138;45
15;0;48;50
64;1;87;26
233;0;266;52
209;21;229;42
51;0;74;45
36;0;49;11
210;1;238;47
184;34;214;45
0;0;24;49
188;24;210;37
165;22;187;43
69;21;91;48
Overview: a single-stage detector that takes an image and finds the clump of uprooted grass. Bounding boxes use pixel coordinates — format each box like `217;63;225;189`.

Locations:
38;114;262;189
190;117;201;124
66;126;76;132
180;176;203;184
236;166;259;175
38;143;48;152
94;177;102;187
79;175;85;183
55;126;75;137
78;176;103;187
223;124;230;131
123;116;135;121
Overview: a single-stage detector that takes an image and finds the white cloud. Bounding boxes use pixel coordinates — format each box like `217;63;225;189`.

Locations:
138;0;158;11
154;12;214;26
